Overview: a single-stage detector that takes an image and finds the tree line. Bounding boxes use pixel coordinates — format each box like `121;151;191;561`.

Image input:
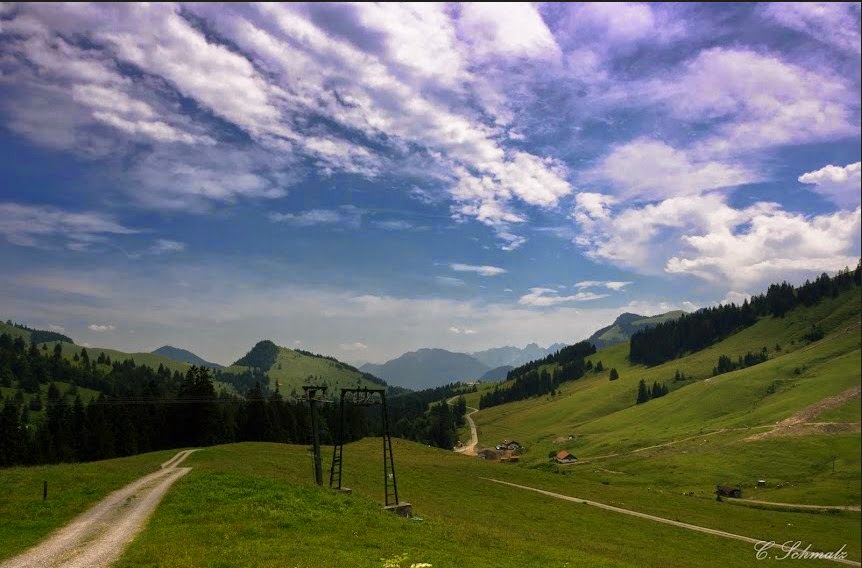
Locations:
0;334;467;467
479;340;596;409
630;264;861;366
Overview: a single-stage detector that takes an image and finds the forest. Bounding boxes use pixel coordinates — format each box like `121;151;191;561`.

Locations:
629;263;861;366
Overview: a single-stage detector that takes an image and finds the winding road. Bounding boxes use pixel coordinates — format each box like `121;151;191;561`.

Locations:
448;396;479;456
1;449;198;568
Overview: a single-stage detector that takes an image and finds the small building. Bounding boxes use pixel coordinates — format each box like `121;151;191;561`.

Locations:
555;450;577;464
716;484;742;498
756;479;766;488
496;439;522;451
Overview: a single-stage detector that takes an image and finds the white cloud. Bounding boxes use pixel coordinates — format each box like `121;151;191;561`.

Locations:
436;276;465;287
458;3;560;61
583;138;755;200
1;3;575;234
448;326;476;335
338;342;367;351
518;287;609;307
721;291;751;306
372;220;413;231
763;2;861;54
88;324;115;332
558;3;685;47
269;206;364;228
653;48;858;153
450;263;507;276
0;202;137;249
573;191;862;288
575;281;632;291
149;239;186;255
798;162;861;208
48;324;65;332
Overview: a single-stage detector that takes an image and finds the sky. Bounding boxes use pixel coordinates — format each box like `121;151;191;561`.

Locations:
0;2;860;366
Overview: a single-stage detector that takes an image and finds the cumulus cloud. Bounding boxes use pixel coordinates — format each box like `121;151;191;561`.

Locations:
450;263;507;276
573;191;862;288
338;342;367;351
798;162;861;208
48;324;65;332
583;138;755;200
88;324;115;332
0;202;137;250
519;287;608;307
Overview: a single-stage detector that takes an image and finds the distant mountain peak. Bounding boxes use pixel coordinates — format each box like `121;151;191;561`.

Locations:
151;345;223;370
586;310;686;349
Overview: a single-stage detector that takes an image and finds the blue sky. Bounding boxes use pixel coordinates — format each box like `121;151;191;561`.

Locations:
0;3;860;365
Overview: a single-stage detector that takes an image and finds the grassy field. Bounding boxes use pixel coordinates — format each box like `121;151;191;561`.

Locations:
111;441;859;567
0;449;182;559
225;346;387;395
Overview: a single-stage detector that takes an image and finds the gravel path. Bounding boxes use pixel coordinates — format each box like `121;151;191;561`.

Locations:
1;449;198;568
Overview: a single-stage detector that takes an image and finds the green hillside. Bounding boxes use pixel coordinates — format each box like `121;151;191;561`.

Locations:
31;341;236;395
41;341;192;375
588;310;686;348
0;321;31;342
469;288;860;504
224;341;389;395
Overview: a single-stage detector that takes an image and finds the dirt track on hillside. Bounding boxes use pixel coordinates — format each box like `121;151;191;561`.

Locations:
746;385;861;441
1;449;198;568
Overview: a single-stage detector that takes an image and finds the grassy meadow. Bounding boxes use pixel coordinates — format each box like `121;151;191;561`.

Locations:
110;440;859;567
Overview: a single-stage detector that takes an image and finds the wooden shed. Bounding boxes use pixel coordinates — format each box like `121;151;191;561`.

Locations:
555;450;577;464
715;484;742;498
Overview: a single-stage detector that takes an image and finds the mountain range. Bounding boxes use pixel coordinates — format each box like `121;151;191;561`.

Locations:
3;309;684;394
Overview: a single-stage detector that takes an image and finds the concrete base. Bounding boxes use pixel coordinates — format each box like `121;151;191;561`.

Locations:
335;487;352;494
384;502;412;517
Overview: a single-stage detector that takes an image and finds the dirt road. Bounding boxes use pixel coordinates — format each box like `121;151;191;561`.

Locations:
1;449;198;568
483;478;861;567
728;498;861;512
455;407;479;456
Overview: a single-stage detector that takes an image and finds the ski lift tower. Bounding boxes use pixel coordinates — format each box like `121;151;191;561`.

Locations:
329;387;411;516
302;385;329;486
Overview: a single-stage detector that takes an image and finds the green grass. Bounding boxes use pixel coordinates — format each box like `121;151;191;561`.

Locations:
0;449;182;559
116;441;859;567
815;397;861;423
225;346;386;395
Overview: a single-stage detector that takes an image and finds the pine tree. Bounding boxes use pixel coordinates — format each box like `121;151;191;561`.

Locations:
636;380;650;404
609;368;619;381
